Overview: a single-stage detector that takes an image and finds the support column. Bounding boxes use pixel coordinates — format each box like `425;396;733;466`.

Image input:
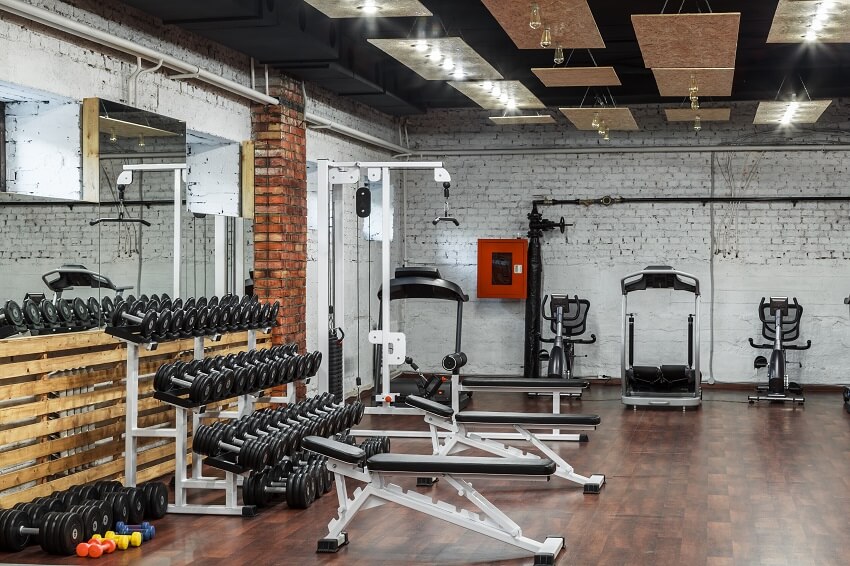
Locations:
251;74;308;399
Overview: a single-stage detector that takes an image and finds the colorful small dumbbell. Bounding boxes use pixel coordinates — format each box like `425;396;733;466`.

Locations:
104;530;142;549
75;536;116;558
114;521;155;541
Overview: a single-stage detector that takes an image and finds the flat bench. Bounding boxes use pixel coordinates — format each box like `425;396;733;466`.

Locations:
303;436;565;566
461;377;589;389
406;395;606;494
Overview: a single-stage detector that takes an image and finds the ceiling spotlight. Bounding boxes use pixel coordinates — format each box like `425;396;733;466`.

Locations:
529;4;542;30
138;134;145;148
506;99;517;110
499;92;509;104
452;68;465;80
492;84;502;97
428;48;441;61
442;58;454;71
805;29;818;42
591;112;600;129
540;27;552;48
553;45;564;65
109;129;117;143
780;101;799;125
414;40;429;52
357;1;380;15
482;80;493;91
693;116;702;131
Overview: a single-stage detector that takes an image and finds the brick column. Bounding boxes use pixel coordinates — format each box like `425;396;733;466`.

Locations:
251;75;307;398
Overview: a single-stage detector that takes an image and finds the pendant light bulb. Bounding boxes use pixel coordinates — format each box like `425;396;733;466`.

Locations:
591;112;600;129
109;129;117;143
603;130;610;141
529;4;542;29
694;116;702;131
138;134;145;148
540;27;552;48
553;44;564;65
691;98;699;111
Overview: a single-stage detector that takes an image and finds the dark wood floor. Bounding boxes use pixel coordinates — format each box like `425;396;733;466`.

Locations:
4;384;850;566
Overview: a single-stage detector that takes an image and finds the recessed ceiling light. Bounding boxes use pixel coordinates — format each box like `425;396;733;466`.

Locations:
442;58;454;70
449;80;545;110
482;80;493;90
303;0;430;18
358;1;380;15
452;68;465;80
428;48;442;61
414;40;429;52
368;37;503;81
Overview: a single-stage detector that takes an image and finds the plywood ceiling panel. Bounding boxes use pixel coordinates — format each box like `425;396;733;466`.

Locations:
367;38;502;81
489;115;556;125
665;108;731;122
99;116;179;138
481;0;604;49
632;13;741;68
303;0;431;18
652;68;735;97
449;80;545;110
532;67;621;87
559;108;639;130
753;100;832;124
767;0;850;43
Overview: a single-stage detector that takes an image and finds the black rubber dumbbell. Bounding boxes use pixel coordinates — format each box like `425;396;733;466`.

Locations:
110;300;158;338
242;466;315;509
0;506;85;555
192;422;271;471
153;360;226;403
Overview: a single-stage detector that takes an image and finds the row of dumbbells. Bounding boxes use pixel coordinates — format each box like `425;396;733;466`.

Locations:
0;296;107;337
0;481;166;556
107;293;280;341
242;434;390;509
192;393;365;472
153;344;322;404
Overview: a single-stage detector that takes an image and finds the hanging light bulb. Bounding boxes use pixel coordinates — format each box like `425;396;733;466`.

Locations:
137;134;145;148
603;129;610;141
693;115;702;132
598;120;607;136
529;4;542;29
553;44;564;65
591;112;600;129
540;27;552;48
691;98;699;111
109;129;117;143
689;74;698;98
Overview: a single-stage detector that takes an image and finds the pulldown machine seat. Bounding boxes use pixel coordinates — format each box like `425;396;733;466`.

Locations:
303;436;565;566
406;395;605;494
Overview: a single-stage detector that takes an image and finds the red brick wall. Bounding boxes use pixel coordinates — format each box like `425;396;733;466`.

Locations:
251;75;307;396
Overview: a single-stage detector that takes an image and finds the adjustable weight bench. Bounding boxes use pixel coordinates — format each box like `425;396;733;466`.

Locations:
303;436;565;566
406;394;605;494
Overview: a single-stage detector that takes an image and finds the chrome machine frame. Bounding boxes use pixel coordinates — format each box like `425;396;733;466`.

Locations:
620;267;702;409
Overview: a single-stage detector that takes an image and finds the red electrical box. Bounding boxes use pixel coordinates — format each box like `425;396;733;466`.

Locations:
477;239;528;299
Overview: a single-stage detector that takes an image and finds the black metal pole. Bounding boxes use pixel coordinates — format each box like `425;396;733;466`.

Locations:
523;205;544;378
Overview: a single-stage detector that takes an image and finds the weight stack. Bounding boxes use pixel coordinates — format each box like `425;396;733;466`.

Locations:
329;329;343;403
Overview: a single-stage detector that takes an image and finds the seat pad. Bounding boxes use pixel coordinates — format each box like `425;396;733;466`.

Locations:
366;453;556;476
462;377;589;388
456;411;600;426
405;395;455;418
303;436;366;465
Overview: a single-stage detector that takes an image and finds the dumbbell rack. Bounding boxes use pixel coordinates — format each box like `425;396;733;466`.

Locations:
117;327;295;517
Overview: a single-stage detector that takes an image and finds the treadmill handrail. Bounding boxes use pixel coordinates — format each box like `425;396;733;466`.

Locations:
620;268;700;296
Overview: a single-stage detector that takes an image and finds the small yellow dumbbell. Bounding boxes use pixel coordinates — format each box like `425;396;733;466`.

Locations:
104;530;142;549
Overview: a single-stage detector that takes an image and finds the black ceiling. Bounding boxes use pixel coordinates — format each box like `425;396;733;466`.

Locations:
118;0;850;116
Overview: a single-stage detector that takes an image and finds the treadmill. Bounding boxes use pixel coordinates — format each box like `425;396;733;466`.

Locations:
375;267;471;408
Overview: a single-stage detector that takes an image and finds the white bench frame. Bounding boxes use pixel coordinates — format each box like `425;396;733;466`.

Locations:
318;457;565;565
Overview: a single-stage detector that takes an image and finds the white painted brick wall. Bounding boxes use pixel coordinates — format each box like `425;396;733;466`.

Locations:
401;102;850;386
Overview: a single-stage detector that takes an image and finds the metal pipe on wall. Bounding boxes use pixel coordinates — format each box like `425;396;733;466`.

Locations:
406;144;850;157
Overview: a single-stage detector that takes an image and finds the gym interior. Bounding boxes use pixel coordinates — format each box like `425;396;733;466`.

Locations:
1;1;849;564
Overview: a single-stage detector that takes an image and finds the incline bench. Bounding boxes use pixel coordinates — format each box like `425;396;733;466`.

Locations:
303;436;565;566
406;394;605;494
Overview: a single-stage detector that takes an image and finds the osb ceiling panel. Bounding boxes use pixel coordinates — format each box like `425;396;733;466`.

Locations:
665;108;731;121
367;38;503;81
481;0;604;49
532;67;621;87
753;100;832;124
489;115;556;125
559;107;640;130
449;80;545;110
302;0;431;18
632;13;741;68
767;0;850;43
652;68;735;97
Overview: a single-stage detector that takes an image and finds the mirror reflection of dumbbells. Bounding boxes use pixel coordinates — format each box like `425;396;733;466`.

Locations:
0;507;86;555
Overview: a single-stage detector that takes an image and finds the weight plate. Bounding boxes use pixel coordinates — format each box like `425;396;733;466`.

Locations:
160;292;170;303
101;296;115;318
72;297;90;322
269;301;280;324
196;307;209;331
208;296;219;308
129;300;147;317
183;308;198;333
121;488;145;525
140;311;157;338
86;297;102;323
126;294;137;305
156;310;172;335
196;296;208;309
3;300;24;327
41;300;59;324
56;299;74;323
22;299;41;326
170;309;185;333
160;298;173;312
147;299;161;313
142;294;153;303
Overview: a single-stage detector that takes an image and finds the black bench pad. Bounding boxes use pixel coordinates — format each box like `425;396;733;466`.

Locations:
462;377;589;388
303;436;366;465
405;395;455;418
366;454;556;476
456;411;601;426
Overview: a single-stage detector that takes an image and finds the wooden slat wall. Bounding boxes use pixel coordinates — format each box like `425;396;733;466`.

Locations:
0;329;271;507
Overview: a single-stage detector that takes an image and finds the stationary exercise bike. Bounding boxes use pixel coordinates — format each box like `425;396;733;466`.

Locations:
748;297;810;405
539;295;596;379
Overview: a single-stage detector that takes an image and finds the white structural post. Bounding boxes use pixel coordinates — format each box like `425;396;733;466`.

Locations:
173;169;182;298
332;184;346;386
214;216;227;296
380;167;391;398
234;218;245;295
316;160;331;394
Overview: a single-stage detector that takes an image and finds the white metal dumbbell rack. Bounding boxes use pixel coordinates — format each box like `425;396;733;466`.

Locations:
117;327;295;516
